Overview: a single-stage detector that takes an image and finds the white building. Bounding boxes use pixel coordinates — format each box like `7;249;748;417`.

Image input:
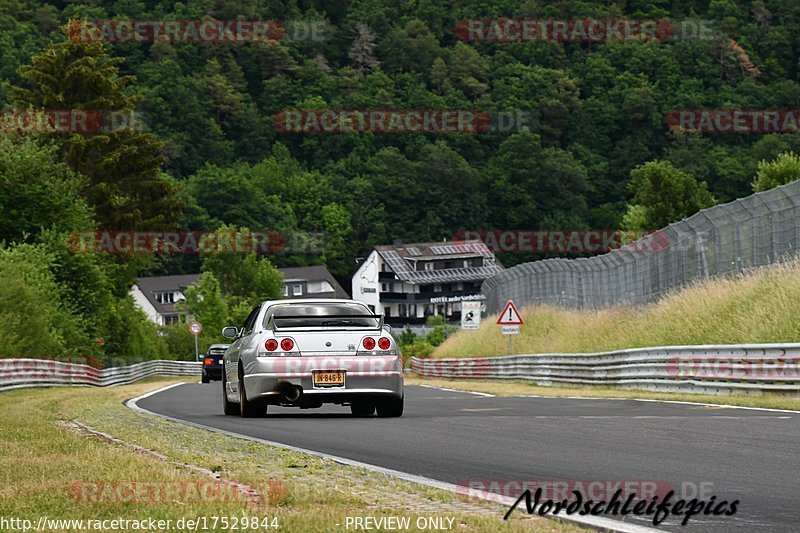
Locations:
131;266;348;326
351;240;503;324
130;274;198;326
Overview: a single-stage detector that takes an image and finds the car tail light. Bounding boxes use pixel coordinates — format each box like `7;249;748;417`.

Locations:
378;337;391;350
362;337;376;350
204;358;213;365
265;339;278;351
280;338;294;351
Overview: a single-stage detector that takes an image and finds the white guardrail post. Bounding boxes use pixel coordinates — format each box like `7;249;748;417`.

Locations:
0;359;202;393
410;344;800;395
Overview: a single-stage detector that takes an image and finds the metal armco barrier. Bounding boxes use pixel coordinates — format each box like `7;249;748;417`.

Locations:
411;344;800;395
0;359;201;392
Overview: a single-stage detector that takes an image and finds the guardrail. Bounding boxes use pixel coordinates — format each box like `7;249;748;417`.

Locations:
410;344;800;395
0;359;201;393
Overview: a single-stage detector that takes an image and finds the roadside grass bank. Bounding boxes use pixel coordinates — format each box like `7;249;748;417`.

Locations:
433;260;800;359
0;378;580;532
405;376;800;411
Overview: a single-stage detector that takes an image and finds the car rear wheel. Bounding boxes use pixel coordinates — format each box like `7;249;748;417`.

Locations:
376;396;403;417
239;365;267;418
222;364;238;416
350;399;375;416
201;372;210;384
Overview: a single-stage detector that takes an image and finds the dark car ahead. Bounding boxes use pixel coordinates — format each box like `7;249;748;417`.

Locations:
201;344;229;383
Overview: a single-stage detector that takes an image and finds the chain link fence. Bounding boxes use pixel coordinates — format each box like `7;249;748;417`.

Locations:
482;180;800;312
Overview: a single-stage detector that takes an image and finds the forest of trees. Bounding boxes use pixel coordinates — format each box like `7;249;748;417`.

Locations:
2;0;800;360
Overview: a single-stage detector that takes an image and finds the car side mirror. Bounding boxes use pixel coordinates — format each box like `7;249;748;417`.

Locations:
197;354;205;361
382;324;392;333
221;326;239;339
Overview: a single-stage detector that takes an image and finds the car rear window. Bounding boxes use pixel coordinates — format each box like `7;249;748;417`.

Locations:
264;302;378;329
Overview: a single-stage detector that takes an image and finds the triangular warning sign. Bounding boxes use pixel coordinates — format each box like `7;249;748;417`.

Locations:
497;300;523;325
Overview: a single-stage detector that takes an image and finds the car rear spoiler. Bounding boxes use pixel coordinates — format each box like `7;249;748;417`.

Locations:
269;314;384;331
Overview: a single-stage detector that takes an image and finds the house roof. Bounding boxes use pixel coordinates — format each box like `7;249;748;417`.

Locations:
133;274;200;316
132;266;348;315
280;265;349;299
372;240;503;284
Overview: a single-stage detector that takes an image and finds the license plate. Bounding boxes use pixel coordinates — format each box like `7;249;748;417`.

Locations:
218;360;223;364
313;370;345;387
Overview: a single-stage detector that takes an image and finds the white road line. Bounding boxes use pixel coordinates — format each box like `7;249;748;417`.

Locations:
126;383;662;533
528;415;791;419
626;397;800;413
494;394;800;414
416;384;495;397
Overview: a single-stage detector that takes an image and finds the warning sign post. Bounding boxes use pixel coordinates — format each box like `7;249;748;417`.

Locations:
497;300;523;354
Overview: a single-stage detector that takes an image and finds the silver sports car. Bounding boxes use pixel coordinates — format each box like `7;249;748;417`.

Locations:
221;299;404;418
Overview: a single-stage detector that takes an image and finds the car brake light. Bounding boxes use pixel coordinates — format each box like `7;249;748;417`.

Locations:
204;358;213;365
362;337;376;350
280;338;294;351
377;337;391;350
265;339;278;351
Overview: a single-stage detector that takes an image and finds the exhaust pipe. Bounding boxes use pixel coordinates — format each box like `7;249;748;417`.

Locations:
280;384;302;403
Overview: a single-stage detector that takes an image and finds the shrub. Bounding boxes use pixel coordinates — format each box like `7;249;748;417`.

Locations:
425;315;445;326
753;151;800;192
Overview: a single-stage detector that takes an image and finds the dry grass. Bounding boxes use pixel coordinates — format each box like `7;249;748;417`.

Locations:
0;378;580;532
434;260;800;358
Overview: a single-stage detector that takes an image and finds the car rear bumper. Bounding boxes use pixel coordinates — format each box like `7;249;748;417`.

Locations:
243;355;404;401
203;366;222;379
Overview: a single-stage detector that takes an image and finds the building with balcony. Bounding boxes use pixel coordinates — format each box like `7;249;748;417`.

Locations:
350;240;503;324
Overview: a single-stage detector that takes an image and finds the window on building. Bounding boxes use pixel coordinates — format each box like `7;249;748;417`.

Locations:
155;292;175;304
398;304;407;317
433;283;441;292
463;259;470;268
283;285;289;296
424;262;434;271
163;314;180;325
382;283;388;292
385;307;391;317
292;284;303;296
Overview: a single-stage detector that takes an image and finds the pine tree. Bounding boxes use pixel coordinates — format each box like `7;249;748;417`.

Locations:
348;22;379;76
9;27;182;230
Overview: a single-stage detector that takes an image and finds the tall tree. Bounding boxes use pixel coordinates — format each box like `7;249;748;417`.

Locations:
0;136;93;243
9;29;181;230
348;22;379;76
622;161;716;230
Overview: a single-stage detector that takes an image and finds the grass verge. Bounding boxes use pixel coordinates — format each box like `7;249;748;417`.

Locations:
0;378;581;532
434;260;800;358
406;376;800;411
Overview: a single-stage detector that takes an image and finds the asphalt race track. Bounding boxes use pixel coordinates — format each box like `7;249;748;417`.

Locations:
138;383;800;532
